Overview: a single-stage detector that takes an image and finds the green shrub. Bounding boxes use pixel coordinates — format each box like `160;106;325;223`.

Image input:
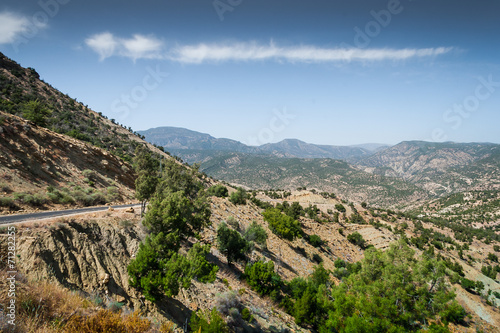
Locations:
190;308;229;333
207;184;228;198
217;222;249;264
347;232;366;249
308;234;323;247
243;221;268;248
263;208;302;241
0;197;16;209
460;278;476;292
335;203;346;213
225;216;239;230
23;193;48;206
244;260;282;296
229;187;247;205
440;300;466;325
241;307;252;322
487;253;498;262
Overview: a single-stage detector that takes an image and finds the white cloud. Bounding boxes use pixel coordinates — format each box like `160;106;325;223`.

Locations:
85;32;164;61
0;11;45;44
168;42;454;64
85;32;118;61
122;34;164;61
85;34;453;64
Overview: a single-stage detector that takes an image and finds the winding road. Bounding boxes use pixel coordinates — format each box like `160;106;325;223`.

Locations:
0;204;140;225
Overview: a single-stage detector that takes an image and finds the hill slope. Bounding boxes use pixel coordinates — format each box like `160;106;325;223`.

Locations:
200;152;428;207
356;141;500;196
0;52;172;212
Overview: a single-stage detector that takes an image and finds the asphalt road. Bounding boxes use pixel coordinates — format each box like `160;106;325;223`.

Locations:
0;204;139;225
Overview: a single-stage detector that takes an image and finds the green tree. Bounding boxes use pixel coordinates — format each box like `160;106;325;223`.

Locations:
487;253;499;262
133;147;160;215
323;241;454;331
22;100;51;126
244;260;282;296
128;158;215;302
143;191;210;250
217;222;250;264
243;221;268;248
335;203;346;213
207;184;229;197
347;232;366;248
263;208;302;241
229;187;247;205
128;234;217;301
308;234;323;247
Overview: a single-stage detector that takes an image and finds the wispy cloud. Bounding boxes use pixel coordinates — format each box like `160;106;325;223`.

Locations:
0;11;46;44
85;32;164;61
85;34;454;64
168;42;454;64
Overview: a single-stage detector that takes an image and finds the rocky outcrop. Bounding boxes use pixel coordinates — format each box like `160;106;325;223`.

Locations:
15;218;144;308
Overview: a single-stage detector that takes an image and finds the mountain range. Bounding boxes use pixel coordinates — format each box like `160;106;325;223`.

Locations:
140;126;500;207
138;126;388;162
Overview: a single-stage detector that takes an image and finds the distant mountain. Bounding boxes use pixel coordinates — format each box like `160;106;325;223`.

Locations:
259;139;372;160
138;126;257;153
138;126;383;162
356;141;500;196
200;152;428;207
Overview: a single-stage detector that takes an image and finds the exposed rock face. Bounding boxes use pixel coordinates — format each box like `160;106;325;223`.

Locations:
16;219;144;308
0;112;136;208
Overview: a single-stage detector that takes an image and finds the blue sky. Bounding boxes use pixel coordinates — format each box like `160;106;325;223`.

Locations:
0;0;499;146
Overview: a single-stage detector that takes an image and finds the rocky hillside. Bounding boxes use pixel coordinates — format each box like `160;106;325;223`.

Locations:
0;52;174;213
356;141;500;196
0;112;136;213
2;188;499;332
0;52;169;163
200;152;428;207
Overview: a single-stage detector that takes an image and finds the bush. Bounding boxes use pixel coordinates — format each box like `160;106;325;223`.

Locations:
440;301;467;325
190;308;229;333
243;221;268;248
207;184;228;198
487;253;499;262
347;232;366;249
23;193;48;206
229;187;247;205
244;260;282;296
225;216;239;230
22;100;51;126
0;197;16;209
460;278;476;292
263;208;302;241
241;307;252;322
217;222;250;264
312;253;323;263
335;203;346;213
308;234;323;247
215;291;241;315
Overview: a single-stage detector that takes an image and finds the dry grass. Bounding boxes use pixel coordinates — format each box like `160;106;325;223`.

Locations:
0;268;174;332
